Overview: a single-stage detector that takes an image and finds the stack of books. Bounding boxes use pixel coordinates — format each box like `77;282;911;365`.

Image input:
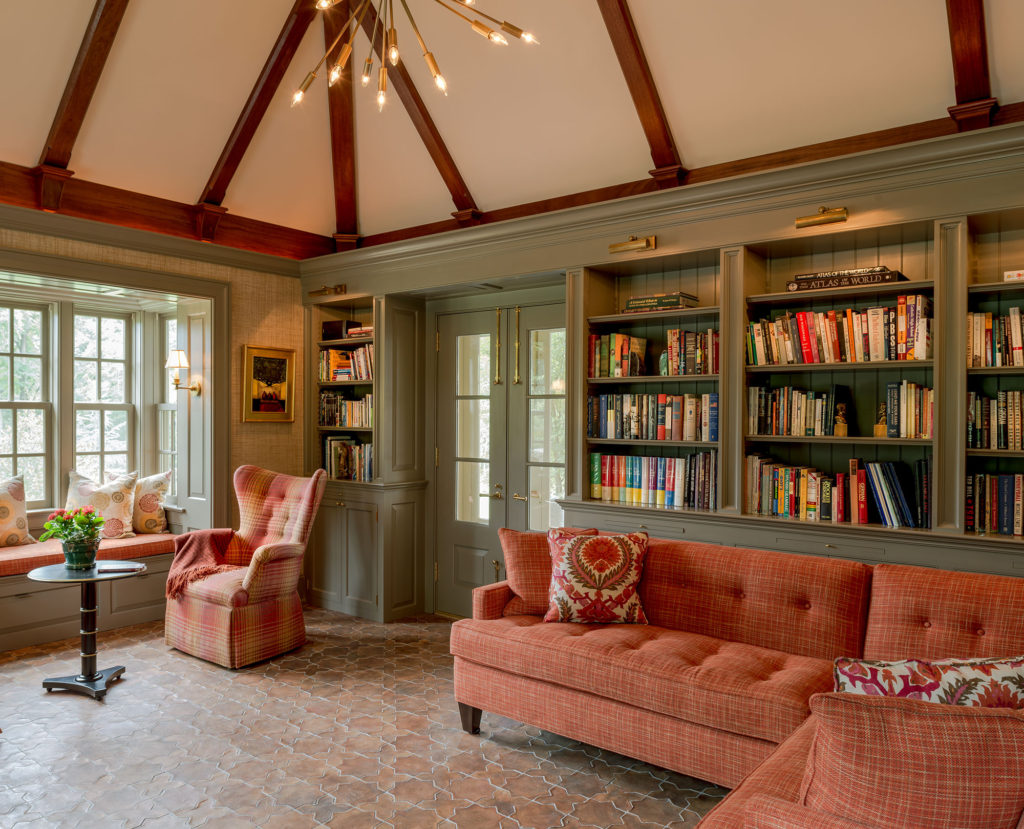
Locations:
785;266;908;292
588;392;718;442
589;450;717;511
966;308;1024;367
966;474;1023;535
324;437;373;482
588;333;647;377
662;328;718;375
747;385;851;437
346;325;373;339
319;345;374;381
885;381;934;439
746;455;930;529
623;291;698;312
746;296;932;365
319;391;373;428
967;391;1024;450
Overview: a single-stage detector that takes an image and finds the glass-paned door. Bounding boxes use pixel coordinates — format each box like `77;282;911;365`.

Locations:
435;303;566;617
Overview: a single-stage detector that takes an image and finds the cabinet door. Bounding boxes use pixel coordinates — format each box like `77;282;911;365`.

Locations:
307;502;345;609
343;500;378;619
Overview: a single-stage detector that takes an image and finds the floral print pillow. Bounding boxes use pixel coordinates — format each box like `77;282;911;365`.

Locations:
834;654;1024;709
108;470;171;534
544;531;649;624
66;471;138;539
0;475;34;547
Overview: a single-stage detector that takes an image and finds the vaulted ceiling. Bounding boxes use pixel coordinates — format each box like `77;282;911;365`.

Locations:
1;0;1022;260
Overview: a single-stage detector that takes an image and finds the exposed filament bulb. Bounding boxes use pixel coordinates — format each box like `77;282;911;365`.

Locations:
387;28;400;66
291;71;316;107
377;66;388;111
361;56;373;87
488;31;508;45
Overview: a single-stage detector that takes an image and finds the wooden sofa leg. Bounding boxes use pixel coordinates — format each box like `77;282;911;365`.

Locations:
458;702;482;734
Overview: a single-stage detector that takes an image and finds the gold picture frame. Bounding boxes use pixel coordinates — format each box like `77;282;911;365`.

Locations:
241;345;295;422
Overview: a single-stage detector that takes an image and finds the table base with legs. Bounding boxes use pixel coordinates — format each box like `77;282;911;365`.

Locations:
27;561;146;701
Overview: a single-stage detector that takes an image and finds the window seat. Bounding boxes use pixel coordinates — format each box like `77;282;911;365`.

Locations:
0;534;178;652
0;534;177;577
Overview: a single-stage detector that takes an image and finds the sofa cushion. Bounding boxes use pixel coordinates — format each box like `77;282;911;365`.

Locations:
66;470;138;538
499;527;596;616
545;531;648;624
834;654;1024;708
181;566;248;608
741;795;878;829
698;716;818;828
864;563;1024;661
450;617;832;743
801;693;1024;829
0;533;177;577
638;539;872;661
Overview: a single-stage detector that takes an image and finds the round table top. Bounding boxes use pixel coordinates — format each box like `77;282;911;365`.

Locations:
27;561;148;583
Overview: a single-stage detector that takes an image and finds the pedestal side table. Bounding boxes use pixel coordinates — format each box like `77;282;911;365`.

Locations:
26;561;147;700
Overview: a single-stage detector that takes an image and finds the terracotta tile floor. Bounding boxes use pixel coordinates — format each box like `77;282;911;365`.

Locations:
0;609;727;827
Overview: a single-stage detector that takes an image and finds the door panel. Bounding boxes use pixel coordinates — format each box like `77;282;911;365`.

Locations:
435;304;566;617
344;500;377;615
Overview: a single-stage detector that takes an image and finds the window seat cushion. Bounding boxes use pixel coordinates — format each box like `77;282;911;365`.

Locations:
0;534;177;578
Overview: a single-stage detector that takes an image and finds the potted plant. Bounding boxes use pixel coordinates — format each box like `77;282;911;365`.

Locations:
40;507;105;570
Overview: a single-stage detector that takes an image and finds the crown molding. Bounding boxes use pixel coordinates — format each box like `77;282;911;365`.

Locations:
300;121;1024;294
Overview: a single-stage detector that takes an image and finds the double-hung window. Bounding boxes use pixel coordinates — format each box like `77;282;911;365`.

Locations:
72;312;133;482
158;316;178;501
0;304;50;507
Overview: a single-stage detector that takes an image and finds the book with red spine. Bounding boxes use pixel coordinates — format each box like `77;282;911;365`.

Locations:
796;312;815;363
857;467;869;524
657;394;667;440
806;312;821;363
827;310;842;364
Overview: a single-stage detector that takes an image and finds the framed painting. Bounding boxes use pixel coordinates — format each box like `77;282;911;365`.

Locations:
242;345;295;422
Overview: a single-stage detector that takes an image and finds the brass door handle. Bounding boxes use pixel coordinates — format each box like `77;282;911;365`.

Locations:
480;492;504;500
512;493;528;502
491;559;502;582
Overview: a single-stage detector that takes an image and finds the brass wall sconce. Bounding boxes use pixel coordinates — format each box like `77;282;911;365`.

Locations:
308;284;348;298
608;235;656;254
795;206;848;229
165;350;201;396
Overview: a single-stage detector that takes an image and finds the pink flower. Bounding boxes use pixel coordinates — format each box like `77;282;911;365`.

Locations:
81;506;95;515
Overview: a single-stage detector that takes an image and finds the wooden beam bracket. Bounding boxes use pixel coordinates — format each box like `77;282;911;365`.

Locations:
649;164;686;189
452;208;483;227
948;97;998;131
31;165;75;212
193;202;229;242
333;233;361;252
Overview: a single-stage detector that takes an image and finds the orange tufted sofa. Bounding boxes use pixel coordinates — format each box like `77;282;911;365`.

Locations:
449;535;1024;825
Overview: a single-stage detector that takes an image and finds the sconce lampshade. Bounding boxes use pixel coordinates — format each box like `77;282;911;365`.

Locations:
165;350;189;371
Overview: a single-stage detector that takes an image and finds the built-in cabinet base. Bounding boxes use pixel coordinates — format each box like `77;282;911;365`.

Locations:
306;480;426;622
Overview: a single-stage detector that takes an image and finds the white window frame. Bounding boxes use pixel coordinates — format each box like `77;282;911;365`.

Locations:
157;314;178;504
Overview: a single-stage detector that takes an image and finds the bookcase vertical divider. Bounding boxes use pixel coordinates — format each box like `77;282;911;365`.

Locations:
934;217;969;533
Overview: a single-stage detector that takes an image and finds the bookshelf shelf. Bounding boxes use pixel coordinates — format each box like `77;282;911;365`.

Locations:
588;306;720;325
746;360;933;373
587;438;718;448
318;337;374;348
588;374;719;384
966;366;1024;375
319;379;374;387
318;426;373;433
966;448;1024;457
745;435;933;445
739;512;935;536
748;280;934;307
967;281;1024;296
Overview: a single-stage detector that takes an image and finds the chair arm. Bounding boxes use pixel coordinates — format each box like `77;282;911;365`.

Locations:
472;580;514;620
741;795;879;829
241;542;305;601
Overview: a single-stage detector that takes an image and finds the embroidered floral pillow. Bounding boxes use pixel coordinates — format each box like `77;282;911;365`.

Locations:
0;475;34;547
66;471;138;539
544;531;649;624
834;654;1024;709
108;470;171;534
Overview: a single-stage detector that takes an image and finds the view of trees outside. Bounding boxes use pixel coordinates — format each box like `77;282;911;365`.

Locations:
0;306;47;502
456;333;491;524
73;313;131;482
528;328;566;530
159;317;178;499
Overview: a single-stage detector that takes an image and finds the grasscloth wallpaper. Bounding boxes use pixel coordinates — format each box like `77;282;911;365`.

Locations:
0;226;305;526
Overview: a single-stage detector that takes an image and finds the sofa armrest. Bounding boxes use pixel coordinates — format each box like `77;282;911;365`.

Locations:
241;542;305;601
741;795;878;829
472;580;513;620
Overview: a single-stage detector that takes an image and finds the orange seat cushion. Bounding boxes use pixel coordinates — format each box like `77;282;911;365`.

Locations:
450;616;833;743
0;534;176;577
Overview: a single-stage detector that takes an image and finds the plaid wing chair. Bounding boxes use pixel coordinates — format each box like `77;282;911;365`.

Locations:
165;465;327;668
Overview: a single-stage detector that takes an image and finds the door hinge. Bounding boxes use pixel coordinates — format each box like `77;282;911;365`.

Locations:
436;330;440;352
433;560;439;582
435;446;439;468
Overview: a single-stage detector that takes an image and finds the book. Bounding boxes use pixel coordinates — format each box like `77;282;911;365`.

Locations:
624;292;699;311
785;270;909;291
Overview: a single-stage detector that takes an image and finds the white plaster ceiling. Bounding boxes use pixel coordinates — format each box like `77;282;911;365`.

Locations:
1;1;1022;242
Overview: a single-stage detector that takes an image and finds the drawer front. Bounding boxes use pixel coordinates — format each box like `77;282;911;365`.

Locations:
0;582;79;632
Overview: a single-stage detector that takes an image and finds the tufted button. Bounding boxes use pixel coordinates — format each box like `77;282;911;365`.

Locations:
801;601;811;611
737;591;746;600
922;621;932;628
977;629;986;636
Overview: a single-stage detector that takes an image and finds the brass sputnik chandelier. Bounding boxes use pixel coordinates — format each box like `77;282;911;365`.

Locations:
293;0;538;110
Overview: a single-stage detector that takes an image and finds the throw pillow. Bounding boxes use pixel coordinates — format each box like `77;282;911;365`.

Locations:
108;470;171;534
801;692;1024;829
499;527;597;615
0;475;34;547
66;471;138;539
834;654;1024;709
544;531;649;624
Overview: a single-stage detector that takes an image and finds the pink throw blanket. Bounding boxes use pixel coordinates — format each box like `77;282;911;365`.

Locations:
166;528;236;599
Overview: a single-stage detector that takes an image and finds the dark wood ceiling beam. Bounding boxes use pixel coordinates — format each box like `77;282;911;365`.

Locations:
35;0;131;210
324;4;360;251
198;0;318;208
945;0;998;130
358;3;479;223
595;0;684;188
